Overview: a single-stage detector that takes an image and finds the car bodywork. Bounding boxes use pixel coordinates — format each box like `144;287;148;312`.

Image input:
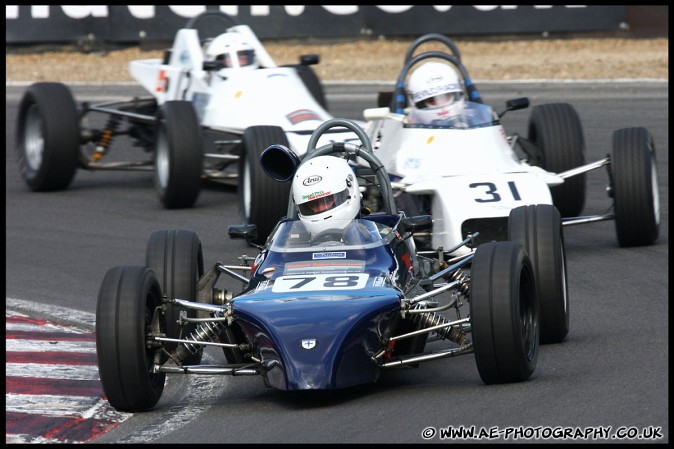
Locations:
360;34;660;254
15;11;360;242
95;118;566;412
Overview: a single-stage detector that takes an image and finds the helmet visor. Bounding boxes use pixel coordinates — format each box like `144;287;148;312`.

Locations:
298;189;349;217
419;91;462;109
222;49;256;68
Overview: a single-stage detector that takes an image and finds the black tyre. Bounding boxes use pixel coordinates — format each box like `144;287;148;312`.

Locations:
96;266;166;412
154;101;203;208
239;126;291;245
288;64;328;110
16;82;80;191
509;204;569;344
146;230;204;365
611;127;660;247
470;241;539;384
528;103;586;217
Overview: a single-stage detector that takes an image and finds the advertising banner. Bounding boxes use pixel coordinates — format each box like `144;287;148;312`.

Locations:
6;5;626;45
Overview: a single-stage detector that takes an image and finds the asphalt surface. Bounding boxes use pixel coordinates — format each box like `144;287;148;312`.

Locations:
5;81;669;444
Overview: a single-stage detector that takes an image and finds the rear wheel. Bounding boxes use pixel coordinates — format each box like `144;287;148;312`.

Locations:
528;103;586;217
239;126;291;245
509;204;569;344
154;101;203;208
96;266;166;412
16;82;80;191
611;127;660;247
146;230;204;365
470;241;539;384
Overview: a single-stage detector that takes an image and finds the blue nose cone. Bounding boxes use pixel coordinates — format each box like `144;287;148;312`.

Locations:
232;289;401;390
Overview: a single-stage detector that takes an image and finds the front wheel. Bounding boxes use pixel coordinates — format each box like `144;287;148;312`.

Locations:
509;204;568;344
16;82;80;191
145;230;204;365
96;266;166;412
154;101;203;209
470;241;539;384
528;103;586;217
611;127;660;247
239;126;291;245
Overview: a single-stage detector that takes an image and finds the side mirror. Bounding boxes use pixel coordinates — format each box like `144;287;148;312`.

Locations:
398;215;432;237
228;224;258;241
202;60;224;71
300;54;320;66
498;97;530;118
259;144;301;183
506;97;530;110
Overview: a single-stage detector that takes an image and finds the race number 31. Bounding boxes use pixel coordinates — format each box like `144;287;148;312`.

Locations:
272;273;369;292
470;181;522;203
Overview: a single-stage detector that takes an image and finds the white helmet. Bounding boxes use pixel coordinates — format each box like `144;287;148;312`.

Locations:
292;156;361;236
406;62;464;124
204;33;257;77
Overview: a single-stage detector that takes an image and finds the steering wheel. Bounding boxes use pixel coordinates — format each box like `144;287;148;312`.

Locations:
184;11;241;43
312;228;344;245
184;10;240;29
403;33;462;64
300;118;397;216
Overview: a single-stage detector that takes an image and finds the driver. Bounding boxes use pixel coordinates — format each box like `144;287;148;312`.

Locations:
292;155;377;244
406;62;494;128
204;33;258;78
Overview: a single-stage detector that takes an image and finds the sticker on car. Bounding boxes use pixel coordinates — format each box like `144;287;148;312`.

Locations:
272;273;369;292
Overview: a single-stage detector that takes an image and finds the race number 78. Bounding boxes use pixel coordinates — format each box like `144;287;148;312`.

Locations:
272;273;369;292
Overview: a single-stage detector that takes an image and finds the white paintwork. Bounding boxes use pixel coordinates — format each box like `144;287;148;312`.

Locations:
365;107;565;254
128;24;361;156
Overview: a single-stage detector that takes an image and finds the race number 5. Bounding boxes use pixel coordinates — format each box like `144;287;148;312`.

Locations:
469;181;521;203
272;273;369;292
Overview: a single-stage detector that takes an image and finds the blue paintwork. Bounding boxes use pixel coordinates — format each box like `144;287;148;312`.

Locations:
233;290;401;390
229;215;417;390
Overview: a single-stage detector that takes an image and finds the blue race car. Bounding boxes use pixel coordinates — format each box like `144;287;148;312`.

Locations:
95;118;562;412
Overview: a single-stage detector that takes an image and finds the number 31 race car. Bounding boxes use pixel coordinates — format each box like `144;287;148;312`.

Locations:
95;118;567;412
362;33;660;253
15;11;359;242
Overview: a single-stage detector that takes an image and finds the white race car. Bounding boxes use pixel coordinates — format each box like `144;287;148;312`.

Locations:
15;11;360;243
361;33;660;255
357;34;660;345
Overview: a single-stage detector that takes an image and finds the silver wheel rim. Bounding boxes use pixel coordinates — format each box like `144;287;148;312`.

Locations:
243;156;252;220
560;243;568;317
651;159;660;226
24;105;44;171
156;129;169;189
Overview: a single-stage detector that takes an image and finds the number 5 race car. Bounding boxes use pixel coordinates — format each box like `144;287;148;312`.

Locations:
15;11;359;243
95;118;566;412
362;33;660;253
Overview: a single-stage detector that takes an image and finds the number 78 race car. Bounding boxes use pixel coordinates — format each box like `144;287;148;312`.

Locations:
95;118;567;412
15;11;359;243
361;34;660;254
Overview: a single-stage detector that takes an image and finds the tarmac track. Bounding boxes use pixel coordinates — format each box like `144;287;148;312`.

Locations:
5;81;668;444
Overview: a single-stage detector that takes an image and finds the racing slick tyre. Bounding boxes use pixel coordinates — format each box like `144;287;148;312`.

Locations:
528;103;586;217
96;266;167;412
508;204;569;344
154;101;204;209
239;126;291;245
146;230;204;365
16;82;80;191
470;241;539;384
287;64;328;110
610;127;660;247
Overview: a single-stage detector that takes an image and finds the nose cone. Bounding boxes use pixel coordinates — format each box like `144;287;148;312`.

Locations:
232;289;401;390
